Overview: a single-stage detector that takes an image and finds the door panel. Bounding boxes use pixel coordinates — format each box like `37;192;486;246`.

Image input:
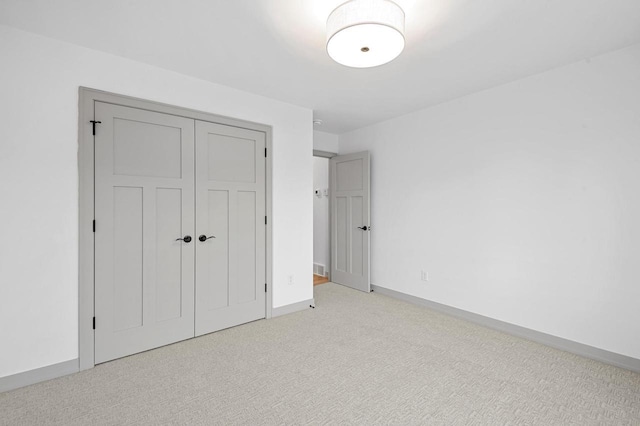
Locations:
336;158;363;191
155;188;184;322
112;186;143;331
336;196;348;272
351;196;364;276
195;121;266;336
113;119;183;178
94;102;195;364
331;152;371;292
207;134;256;183
237;191;257;304
206;190;230;310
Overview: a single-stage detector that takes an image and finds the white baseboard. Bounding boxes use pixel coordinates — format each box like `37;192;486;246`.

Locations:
272;298;315;318
371;284;640;373
0;359;79;393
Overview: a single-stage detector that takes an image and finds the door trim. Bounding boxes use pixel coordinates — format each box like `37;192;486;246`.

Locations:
78;87;273;370
312;149;337;159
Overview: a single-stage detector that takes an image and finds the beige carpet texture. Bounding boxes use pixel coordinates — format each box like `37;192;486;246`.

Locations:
1;283;639;425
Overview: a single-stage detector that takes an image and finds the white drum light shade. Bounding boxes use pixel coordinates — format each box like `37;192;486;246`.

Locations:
327;0;405;68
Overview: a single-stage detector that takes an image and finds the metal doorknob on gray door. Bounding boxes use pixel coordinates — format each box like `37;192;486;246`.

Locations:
176;236;192;243
199;235;216;242
357;226;369;231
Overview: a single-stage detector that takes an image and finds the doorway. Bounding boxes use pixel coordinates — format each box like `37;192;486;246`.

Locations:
313;152;332;286
313;149;371;292
78;88;273;369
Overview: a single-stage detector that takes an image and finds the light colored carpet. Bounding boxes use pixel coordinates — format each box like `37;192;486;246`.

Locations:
1;283;639;425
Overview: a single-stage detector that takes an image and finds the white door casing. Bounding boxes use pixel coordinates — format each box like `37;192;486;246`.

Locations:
330;151;371;292
80;89;273;370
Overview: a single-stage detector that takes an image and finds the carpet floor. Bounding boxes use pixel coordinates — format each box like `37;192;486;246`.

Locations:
1;283;639;425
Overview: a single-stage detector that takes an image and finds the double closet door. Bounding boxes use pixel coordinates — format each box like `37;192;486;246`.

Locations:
94;102;265;364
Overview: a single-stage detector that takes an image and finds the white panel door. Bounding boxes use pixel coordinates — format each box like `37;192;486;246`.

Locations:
331;151;371;292
94;102;195;364
194;121;266;336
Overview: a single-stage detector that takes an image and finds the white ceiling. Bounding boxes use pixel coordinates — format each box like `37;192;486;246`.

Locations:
2;0;640;134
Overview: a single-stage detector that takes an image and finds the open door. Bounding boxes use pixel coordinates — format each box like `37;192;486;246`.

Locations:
330;151;370;292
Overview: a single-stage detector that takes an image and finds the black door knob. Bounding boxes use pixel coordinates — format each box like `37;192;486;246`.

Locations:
357;226;369;231
176;235;192;243
199;235;216;242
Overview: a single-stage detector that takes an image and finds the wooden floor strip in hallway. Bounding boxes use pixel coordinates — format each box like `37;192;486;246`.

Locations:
313;274;329;286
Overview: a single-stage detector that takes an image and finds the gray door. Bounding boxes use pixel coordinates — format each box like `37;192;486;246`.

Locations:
194;121;266;336
330;151;371;292
94;102;195;364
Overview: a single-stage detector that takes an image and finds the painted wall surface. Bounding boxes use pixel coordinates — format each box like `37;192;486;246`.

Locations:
313;157;330;273
339;43;640;359
313;130;339;153
0;25;313;378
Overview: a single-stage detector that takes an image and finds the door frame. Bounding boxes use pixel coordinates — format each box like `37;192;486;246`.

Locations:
78;87;274;370
312;150;337;281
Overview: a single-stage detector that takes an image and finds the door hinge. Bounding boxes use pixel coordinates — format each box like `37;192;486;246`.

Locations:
265;283;267;293
92;220;96;232
90;120;101;136
92;317;96;330
264;148;267;157
265;216;267;225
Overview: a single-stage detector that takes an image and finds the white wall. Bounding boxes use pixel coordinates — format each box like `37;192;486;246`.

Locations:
0;25;313;378
339;43;640;360
313;130;339;153
313;157;330;273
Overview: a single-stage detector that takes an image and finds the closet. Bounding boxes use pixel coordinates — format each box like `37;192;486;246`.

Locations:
93;101;266;363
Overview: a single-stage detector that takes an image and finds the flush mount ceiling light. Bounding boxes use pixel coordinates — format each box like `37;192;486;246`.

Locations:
327;0;405;68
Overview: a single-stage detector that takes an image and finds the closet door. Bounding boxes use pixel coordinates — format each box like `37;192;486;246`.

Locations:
194;121;266;336
94;102;195;364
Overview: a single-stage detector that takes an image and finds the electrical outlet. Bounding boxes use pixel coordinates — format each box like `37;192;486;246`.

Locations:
421;270;429;282
288;275;294;285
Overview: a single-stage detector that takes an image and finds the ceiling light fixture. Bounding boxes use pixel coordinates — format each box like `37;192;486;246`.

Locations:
326;0;405;68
